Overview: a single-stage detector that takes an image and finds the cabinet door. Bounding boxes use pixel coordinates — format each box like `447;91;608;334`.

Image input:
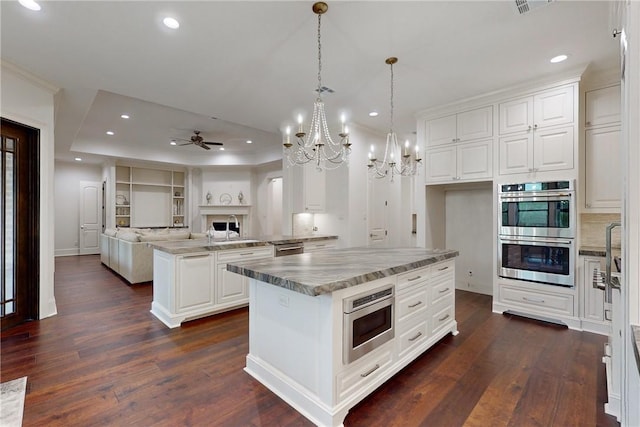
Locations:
533;86;574;129
583;258;605;322
425;114;457;147
176;254;214;312
499;133;533;175
533;126;574;172
457;140;493;180
585;126;621;209
586;86;621;127
304;164;325;212
457;106;493;142
499;97;533;135
425;146;456;183
216;263;249;305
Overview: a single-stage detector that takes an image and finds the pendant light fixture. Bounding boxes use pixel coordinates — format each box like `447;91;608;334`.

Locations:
283;2;351;170
368;57;421;181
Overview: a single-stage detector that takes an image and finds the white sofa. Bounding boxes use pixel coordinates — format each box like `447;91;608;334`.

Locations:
100;228;196;284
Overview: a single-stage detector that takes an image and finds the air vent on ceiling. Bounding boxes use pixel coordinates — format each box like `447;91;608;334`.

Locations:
514;0;554;15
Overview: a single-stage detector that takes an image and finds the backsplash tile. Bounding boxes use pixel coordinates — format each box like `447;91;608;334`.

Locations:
292;213;314;236
580;213;621;248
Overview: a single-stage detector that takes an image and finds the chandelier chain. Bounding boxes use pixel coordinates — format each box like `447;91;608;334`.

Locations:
317;13;323;97
390;61;394;134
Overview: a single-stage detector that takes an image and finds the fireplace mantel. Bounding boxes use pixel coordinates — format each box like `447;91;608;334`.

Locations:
199;205;251;216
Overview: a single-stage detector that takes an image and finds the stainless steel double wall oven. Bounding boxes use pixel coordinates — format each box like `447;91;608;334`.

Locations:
498;180;575;287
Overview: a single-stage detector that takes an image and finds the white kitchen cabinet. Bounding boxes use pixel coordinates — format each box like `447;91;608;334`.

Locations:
499;125;574;175
425;105;492;147
585;126;621;209
499;85;574;135
176;253;214;313
580;256;608;335
303;239;337;253
290;162;326;213
585;85;621;127
214;246;273;306
426;139;492;183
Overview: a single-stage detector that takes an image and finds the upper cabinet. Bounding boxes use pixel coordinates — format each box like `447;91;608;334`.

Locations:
290;162;326;213
426;139;493;183
425;106;493;147
585;85;621;128
113;165;188;228
499;86;574;135
583;85;621;211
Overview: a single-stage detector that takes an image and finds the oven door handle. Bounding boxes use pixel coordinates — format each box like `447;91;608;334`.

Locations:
499;192;573;199
499;236;573;246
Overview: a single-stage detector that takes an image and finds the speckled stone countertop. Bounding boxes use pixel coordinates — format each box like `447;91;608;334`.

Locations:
579;246;622;258
226;247;458;296
633;325;640;374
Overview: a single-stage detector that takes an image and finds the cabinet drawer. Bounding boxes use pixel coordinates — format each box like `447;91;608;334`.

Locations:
337;348;393;402
396;285;429;324
431;278;454;306
500;285;573;316
216;246;273;263
397;267;429;291
431;260;454;281
397;321;428;359
430;302;455;335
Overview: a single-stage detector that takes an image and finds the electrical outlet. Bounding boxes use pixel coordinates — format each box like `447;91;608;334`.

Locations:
278;295;289;308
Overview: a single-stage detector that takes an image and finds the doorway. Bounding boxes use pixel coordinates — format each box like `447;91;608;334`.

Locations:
267;177;282;235
1;118;40;330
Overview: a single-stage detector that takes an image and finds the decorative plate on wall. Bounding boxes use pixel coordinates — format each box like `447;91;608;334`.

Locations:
219;193;232;205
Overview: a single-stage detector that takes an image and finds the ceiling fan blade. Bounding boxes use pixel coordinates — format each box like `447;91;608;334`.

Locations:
178;142;193;146
197;141;211;150
202;141;224;146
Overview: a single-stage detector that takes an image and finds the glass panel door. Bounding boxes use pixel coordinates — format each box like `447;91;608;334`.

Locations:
1;136;16;317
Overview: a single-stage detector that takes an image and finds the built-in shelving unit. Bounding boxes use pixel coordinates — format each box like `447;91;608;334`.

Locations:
113;165;187;228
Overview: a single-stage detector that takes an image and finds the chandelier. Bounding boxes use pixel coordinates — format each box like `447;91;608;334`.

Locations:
368;57;421;181
283;2;351;170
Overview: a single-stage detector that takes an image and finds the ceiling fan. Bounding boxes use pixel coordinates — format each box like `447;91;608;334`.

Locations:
174;130;223;150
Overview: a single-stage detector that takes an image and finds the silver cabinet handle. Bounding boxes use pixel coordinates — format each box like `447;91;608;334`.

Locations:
408;301;423;308
523;296;544;303
586;121;592;126
451;138;456;142
534;124;538;129
407;275;422;282
277;246;303;251
438;288;450;294
439;314;450;321
240;252;254;256
360;364;380;378
409;332;423;342
527;125;532;131
181;254;210;259
437;266;449;271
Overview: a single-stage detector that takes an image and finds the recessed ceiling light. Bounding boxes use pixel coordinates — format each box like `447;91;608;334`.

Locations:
163;17;180;29
246;140;253;144
550;54;568;63
120;114;130;119
74;157;82;161
19;0;41;11
170;140;177;146
106;131;115;136
369;111;379;117
219;147;225;151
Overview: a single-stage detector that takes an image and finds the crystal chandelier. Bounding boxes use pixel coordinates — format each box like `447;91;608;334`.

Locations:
368;57;421;181
283;2;351;170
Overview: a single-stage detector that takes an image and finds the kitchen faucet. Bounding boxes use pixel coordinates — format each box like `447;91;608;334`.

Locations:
226;215;239;241
208;222;215;244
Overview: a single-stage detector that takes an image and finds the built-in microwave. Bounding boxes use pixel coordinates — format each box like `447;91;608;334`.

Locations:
498;235;574;287
343;285;394;364
499;180;575;239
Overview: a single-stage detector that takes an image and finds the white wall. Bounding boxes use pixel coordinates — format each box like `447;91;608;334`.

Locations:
54;160;102;256
201;168;251;206
445;185;493;295
251;161;282;236
1;62;58;319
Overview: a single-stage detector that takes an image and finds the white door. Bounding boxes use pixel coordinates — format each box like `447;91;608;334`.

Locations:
79;180;101;255
368;177;389;246
267;177;283;235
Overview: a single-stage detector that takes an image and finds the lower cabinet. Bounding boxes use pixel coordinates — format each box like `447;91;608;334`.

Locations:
580;256;610;335
303;239;338;253
151;246;273;328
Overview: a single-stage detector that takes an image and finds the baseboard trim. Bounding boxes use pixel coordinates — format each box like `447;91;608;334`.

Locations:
55;248;79;257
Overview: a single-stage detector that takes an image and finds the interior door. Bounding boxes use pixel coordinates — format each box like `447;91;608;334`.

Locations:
79;180;101;255
368;177;389;246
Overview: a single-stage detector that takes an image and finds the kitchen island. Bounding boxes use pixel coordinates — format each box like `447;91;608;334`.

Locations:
227;247;458;427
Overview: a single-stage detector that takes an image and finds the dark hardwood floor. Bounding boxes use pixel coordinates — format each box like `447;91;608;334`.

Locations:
1;255;619;426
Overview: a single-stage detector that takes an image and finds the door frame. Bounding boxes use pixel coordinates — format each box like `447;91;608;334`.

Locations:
79;180;102;255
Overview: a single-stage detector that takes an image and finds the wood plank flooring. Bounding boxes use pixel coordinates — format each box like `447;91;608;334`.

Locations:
1;255;619;426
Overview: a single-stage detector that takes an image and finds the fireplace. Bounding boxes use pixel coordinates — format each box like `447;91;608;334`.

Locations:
199;204;251;236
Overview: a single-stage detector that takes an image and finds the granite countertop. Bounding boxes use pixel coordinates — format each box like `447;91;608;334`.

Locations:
148;238;272;254
226;247;458;296
579;246;622;258
261;234;338;244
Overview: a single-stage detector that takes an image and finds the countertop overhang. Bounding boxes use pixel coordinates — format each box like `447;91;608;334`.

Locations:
227;247;458;296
